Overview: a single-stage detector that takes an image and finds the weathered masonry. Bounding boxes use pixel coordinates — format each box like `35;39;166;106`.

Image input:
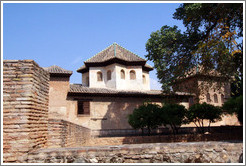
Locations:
46;43;239;137
2;43;241;163
3;60;90;163
3;60;49;162
27;141;243;163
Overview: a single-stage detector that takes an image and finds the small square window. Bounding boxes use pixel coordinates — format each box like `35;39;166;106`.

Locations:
77;101;90;115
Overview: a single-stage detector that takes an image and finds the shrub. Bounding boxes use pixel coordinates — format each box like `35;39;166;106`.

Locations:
128;103;161;135
223;95;243;124
160;103;188;135
186;102;222;133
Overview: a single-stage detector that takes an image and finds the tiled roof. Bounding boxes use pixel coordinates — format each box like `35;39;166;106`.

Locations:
85;43;146;63
143;63;154;70
77;63;153;72
43;65;73;75
77;43;154;73
68;84;194;97
77;65;86;72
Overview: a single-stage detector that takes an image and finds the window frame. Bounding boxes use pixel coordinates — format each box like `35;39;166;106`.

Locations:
206;93;211;103
97;71;103;82
142;75;146;84
214;94;218;103
129;70;136;80
77;101;90;116
120;69;125;79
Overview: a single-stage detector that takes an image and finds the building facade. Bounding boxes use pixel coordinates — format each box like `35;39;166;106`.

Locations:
45;43;239;137
45;43;194;136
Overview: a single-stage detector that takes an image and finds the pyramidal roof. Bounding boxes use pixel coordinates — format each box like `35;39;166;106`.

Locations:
43;65;73;75
85;43;146;63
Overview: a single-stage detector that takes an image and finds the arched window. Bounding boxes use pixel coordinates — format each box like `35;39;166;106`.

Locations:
107;70;111;80
142;75;146;84
121;69;125;79
130;70;136;80
206;93;211;103
97;71;103;81
221;94;225;104
214;94;218;103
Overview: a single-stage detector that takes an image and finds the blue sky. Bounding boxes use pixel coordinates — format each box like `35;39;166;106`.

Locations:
3;3;185;90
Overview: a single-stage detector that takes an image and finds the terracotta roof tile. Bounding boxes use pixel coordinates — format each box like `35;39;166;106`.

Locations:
69;84;194;96
43;65;73;75
85;43;146;63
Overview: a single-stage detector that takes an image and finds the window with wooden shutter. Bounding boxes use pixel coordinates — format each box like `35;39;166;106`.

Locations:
77;101;90;115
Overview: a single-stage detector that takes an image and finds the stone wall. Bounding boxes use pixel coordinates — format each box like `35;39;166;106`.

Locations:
3;60;50;163
86;132;243;146
27;141;243;163
47;119;91;148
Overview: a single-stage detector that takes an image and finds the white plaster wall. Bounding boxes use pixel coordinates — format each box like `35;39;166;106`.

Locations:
115;64;148;90
142;70;150;90
86;63;150;90
89;64;116;89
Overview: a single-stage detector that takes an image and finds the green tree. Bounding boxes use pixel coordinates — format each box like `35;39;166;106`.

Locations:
186;102;223;133
128;103;161;135
146;3;243;93
160;103;188;135
222;95;243;125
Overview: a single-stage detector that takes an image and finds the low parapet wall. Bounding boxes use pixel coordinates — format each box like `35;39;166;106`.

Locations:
27;141;243;163
47;119;91;148
86;132;243;146
91;125;242;137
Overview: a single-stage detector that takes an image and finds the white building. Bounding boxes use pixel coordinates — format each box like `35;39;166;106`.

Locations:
77;43;153;91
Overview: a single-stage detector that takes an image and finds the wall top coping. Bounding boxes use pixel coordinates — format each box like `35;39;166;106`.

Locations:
30;141;243;154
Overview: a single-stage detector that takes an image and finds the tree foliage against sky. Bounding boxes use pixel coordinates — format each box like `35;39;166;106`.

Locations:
146;3;243;92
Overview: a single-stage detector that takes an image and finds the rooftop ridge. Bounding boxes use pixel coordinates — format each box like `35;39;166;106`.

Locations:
43;65;73;75
85;43;114;63
115;43;146;62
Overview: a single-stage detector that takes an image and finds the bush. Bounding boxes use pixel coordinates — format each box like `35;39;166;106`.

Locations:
160;103;188;135
128;103;161;135
222;95;243;124
186;102;222;133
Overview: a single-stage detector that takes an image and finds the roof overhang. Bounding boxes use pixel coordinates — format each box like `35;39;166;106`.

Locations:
77;57;149;73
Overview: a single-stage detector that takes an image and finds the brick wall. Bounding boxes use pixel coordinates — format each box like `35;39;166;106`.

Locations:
27;141;243;163
47;119;91;148
3;60;50;163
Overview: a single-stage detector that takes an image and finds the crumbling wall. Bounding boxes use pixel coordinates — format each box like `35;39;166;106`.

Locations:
3;60;49;163
27;141;243;163
47;119;91;148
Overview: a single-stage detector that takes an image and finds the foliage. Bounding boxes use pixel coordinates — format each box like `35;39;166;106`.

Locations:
145;3;243;93
222;95;243;124
128;103;161;135
160;103;188;135
186;102;223;133
231;75;243;97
